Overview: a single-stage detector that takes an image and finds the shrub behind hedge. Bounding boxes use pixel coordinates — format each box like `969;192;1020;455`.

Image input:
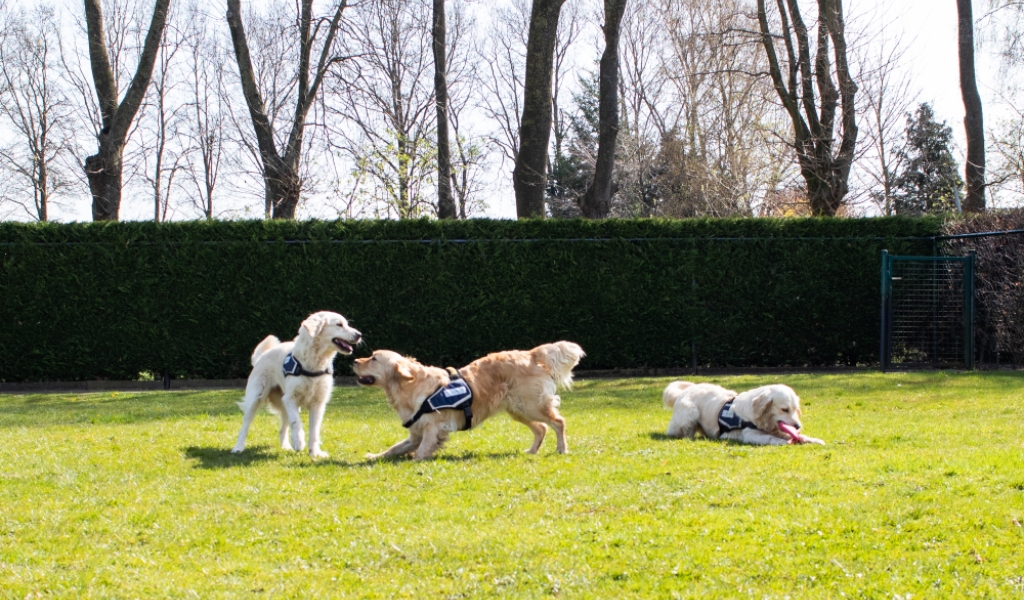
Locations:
0;217;941;381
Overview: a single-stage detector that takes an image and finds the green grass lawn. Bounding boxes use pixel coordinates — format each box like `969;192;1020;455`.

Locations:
1;372;1022;598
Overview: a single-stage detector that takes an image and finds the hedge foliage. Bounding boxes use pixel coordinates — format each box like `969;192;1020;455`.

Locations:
0;217;941;381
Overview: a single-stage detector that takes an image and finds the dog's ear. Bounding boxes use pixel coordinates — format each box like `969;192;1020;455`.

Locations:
751;391;774;418
299;313;325;339
395;361;415;382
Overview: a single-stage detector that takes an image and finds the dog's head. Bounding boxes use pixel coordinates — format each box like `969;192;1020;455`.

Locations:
352;350;415;387
353;350;447;415
297;311;362;355
749;384;804;433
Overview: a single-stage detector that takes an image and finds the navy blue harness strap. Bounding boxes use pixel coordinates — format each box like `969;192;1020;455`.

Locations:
717;399;757;438
403;367;474;431
283;352;333;378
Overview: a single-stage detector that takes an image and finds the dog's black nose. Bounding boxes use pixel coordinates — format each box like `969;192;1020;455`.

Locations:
354;333;363;344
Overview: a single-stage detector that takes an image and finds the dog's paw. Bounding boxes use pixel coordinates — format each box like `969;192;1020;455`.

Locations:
310;449;329;460
230;446;245;454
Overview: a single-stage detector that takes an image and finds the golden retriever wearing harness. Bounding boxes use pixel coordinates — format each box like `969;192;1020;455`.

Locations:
353;341;585;460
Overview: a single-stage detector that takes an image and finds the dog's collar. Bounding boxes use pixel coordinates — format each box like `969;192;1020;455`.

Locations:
717;399;757;437
283;352;333;378
403;367;473;431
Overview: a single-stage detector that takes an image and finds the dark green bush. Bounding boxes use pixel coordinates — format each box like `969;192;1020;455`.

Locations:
0;217;941;381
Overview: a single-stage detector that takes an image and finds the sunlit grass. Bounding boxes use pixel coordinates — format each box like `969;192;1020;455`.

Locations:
1;372;1022;598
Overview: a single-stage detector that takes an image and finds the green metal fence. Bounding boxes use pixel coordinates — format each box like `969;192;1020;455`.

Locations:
880;250;976;370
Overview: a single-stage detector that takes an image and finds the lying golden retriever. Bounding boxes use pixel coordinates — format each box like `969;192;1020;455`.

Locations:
231;311;362;459
662;381;825;445
353;341;585;460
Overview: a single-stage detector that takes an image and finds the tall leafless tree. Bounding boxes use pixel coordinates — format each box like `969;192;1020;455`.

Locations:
854;22;918;216
756;0;859;216
179;0;228;219
0;3;78;221
432;0;456;218
83;0;171;221
578;0;627;219
225;0;348;219
959;0;986;212
139;7;187;222
331;0;438;219
512;0;568;218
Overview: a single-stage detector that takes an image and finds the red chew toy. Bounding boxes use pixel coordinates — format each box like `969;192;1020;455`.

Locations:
777;421;803;444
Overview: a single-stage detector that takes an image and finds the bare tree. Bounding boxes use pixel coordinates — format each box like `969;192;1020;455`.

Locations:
959;0;986;212
179;0;228;219
83;0;171;221
225;0;348;219
0;3;78;221
330;0;438;219
853;22;918;216
756;0;859;216
478;0;530;165
513;0;569;218
139;7;188;222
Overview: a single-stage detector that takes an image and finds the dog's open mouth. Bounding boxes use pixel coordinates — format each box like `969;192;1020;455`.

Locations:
777;421;802;444
333;338;354;354
356;375;376;386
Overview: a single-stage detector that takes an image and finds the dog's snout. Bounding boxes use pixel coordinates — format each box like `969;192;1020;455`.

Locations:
793;420;802;430
352;331;363;344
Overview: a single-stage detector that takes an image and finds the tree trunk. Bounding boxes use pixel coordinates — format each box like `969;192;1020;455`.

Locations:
86;144;125;221
958;0;985;212
433;0;456;219
83;0;171;221
579;0;627;219
512;0;567;218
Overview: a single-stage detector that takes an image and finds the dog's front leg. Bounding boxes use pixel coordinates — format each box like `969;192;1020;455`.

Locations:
413;425;448;460
367;435;421;460
306;401;329;460
281;396;306;452
730;429;788;446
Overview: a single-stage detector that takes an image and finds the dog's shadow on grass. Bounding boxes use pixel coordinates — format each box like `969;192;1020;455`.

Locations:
648;432;674;442
301;450;523;469
184;445;277;469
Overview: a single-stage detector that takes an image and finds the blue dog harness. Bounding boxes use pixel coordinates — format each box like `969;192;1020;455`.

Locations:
403;367;474;431
717;399;757;437
283;352;333;378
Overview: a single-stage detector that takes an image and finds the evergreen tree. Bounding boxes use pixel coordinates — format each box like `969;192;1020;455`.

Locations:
892;103;964;214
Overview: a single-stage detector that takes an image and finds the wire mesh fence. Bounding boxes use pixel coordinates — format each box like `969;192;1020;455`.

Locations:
880;251;975;370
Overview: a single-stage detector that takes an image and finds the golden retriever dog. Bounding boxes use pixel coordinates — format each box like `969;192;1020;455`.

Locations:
662;381;825;446
231;311;362;459
352;341;586;460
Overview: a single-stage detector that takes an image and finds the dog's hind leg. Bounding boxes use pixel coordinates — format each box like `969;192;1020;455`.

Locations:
666;399;700;439
536;397;568;454
509;411;548;454
232;395;265;453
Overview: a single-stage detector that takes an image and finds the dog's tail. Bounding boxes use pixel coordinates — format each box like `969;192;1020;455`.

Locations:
251;335;281;367
663;380;695;409
532;341;586;390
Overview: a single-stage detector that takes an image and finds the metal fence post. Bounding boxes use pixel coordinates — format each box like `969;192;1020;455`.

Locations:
880;249;890;372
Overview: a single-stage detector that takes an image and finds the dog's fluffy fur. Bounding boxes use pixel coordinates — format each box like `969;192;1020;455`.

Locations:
352;341;585;460
231;311;362;459
662;381;825;446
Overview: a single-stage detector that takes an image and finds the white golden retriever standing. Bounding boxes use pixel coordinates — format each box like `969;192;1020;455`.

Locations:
662;381;825;446
352;341;585;460
231;311;362;459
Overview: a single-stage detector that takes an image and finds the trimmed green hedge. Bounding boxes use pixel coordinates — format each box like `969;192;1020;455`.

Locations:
0;218;941;381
